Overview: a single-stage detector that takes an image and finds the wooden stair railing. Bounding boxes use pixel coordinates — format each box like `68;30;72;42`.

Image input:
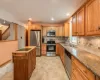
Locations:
2;27;10;40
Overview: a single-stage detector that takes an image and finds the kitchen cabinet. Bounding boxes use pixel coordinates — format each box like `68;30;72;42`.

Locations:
42;27;47;36
86;0;100;35
56;28;59;36
96;76;100;80
13;47;36;80
31;24;42;30
42;26;64;37
56;27;64;37
71;56;95;80
56;43;60;56
72;7;85;36
56;44;65;65
72;14;77;36
71;62;88;80
64;22;69;37
77;7;85;36
58;27;63;37
60;45;65;65
42;44;46;56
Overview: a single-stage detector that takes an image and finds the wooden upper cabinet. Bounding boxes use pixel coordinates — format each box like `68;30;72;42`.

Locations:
56;28;59;37
42;26;64;37
64;22;69;37
86;0;99;35
58;27;63;36
32;24;41;30
77;7;85;36
43;27;47;36
72;14;77;36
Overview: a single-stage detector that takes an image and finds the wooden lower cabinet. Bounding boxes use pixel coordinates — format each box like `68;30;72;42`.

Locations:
56;44;59;55
96;76;100;80
42;44;46;56
13;47;36;80
71;56;95;80
56;44;65;65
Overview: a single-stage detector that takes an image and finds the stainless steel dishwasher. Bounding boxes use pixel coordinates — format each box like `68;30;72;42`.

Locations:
64;49;72;79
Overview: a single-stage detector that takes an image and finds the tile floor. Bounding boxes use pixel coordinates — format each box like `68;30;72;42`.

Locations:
1;56;69;80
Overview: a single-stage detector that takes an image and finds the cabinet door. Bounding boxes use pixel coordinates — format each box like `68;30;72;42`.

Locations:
71;62;88;80
64;22;69;37
86;0;99;35
96;76;100;80
97;0;100;34
35;25;41;30
77;7;85;36
43;27;47;36
42;44;46;56
56;44;59;55
72;14;77;36
56;28;59;36
58;27;63;36
72;56;95;80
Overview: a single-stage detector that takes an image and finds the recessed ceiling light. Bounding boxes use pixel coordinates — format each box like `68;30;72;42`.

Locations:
66;13;70;16
28;18;33;21
4;20;6;24
51;17;54;21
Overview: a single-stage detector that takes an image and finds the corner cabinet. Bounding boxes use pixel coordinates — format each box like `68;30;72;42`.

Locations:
86;0;100;35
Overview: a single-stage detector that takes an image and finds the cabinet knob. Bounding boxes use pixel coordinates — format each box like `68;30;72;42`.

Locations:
98;26;100;30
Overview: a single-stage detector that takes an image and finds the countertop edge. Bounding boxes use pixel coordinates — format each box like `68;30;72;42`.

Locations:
59;43;100;78
12;46;36;54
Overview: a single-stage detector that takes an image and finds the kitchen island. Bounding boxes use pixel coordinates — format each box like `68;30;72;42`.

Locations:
12;46;36;80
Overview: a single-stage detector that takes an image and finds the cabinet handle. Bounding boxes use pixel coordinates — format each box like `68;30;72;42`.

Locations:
98;26;100;30
75;32;78;35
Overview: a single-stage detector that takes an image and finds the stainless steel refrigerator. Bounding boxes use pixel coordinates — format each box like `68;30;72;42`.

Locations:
30;30;41;56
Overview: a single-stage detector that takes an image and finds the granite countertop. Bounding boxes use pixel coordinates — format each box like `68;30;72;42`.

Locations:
60;43;100;77
13;46;36;53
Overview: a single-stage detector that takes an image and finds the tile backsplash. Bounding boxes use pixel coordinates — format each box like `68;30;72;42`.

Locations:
78;36;100;49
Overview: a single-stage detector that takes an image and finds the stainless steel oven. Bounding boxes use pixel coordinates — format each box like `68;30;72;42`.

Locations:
47;41;56;56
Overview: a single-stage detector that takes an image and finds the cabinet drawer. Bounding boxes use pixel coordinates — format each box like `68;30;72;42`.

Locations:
72;56;95;80
42;51;46;55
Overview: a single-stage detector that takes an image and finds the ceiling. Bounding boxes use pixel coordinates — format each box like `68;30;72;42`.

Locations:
0;0;87;24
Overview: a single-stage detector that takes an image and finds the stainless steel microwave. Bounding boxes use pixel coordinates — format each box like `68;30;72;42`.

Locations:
47;30;55;37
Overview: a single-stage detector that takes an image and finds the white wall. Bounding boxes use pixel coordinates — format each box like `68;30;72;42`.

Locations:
7;23;15;40
0;8;24;26
18;25;25;49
